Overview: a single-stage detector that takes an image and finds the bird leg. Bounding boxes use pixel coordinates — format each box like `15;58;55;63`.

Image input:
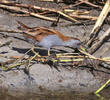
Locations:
48;49;50;56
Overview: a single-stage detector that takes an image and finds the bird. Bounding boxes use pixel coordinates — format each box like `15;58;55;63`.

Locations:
17;21;81;56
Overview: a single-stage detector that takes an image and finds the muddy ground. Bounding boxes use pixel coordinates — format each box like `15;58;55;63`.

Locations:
0;0;110;99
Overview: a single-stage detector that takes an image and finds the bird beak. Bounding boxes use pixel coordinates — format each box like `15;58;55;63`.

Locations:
80;42;88;51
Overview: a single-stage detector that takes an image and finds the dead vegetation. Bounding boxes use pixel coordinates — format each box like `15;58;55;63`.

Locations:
0;0;110;66
0;0;110;96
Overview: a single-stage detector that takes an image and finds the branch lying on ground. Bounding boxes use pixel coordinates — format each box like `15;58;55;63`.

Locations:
0;28;22;33
64;9;97;20
0;40;12;47
0;0;99;23
1;47;110;71
87;27;110;54
78;0;101;8
87;0;110;47
0;0;109;71
0;1;78;22
0;4;57;22
39;0;102;8
69;15;97;20
39;0;63;3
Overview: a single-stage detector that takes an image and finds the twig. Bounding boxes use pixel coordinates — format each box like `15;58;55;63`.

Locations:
0;28;23;33
91;0;110;34
0;1;78;22
39;0;63;3
88;27;110;54
87;0;110;47
79;49;110;62
0;4;57;22
95;79;110;94
57;10;78;22
39;0;54;1
10;13;29;17
0;40;12;47
69;15;97;20
72;1;84;7
64;9;90;15
1;62;25;71
0;41;2;45
78;0;101;8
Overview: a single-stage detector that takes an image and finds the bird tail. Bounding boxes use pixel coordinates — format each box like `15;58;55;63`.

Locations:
17;20;37;37
17;20;31;30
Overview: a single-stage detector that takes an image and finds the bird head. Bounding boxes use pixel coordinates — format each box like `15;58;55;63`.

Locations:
71;39;81;48
63;37;81;49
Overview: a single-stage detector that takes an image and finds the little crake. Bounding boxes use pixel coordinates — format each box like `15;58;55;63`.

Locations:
17;21;81;55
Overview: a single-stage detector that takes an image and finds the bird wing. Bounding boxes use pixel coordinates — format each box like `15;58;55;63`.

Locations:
17;21;72;42
34;27;72;41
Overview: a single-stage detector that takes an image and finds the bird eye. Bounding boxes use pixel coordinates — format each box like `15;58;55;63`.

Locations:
77;43;81;45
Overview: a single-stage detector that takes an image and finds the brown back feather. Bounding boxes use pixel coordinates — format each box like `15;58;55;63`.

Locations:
17;21;77;42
